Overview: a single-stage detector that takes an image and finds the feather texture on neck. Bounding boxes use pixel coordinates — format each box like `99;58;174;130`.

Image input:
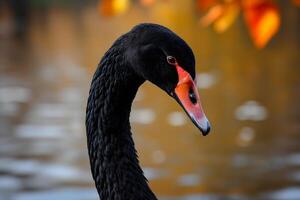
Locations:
86;38;157;200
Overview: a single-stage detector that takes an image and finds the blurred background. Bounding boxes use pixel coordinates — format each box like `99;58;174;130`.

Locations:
0;0;300;199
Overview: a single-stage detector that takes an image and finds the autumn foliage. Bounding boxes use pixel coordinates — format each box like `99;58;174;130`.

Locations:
243;0;280;48
199;0;282;48
98;0;298;49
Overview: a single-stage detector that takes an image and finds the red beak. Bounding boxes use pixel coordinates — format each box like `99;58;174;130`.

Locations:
172;63;211;136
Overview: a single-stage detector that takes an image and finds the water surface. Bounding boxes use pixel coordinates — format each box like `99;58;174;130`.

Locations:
0;1;300;199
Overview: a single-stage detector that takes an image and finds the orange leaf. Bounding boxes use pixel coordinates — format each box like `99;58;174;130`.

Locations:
200;4;224;27
140;0;156;7
98;0;130;17
243;0;266;7
196;0;218;11
292;0;300;6
213;3;240;33
243;0;280;48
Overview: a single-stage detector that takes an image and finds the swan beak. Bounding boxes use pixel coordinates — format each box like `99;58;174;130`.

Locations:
172;65;211;136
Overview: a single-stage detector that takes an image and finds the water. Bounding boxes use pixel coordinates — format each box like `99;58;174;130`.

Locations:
0;1;300;199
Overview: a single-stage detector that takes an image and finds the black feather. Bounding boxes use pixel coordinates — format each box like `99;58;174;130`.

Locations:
86;23;196;200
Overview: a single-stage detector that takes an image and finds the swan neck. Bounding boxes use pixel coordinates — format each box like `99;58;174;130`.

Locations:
86;45;157;200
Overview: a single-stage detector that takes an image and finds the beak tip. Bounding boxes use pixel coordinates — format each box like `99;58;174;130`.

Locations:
201;121;211;136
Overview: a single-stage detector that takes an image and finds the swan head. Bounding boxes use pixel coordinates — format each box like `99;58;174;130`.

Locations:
126;23;211;136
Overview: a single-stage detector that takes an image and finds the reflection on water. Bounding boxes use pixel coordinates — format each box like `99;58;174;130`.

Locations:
177;174;202;187
167;112;187;127
0;1;300;200
235;101;268;121
196;73;217;89
131;108;156;125
236;127;255;147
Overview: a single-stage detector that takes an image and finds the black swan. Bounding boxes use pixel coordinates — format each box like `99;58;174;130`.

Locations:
86;23;211;200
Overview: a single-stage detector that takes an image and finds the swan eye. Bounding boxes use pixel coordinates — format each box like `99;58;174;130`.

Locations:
167;56;177;65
